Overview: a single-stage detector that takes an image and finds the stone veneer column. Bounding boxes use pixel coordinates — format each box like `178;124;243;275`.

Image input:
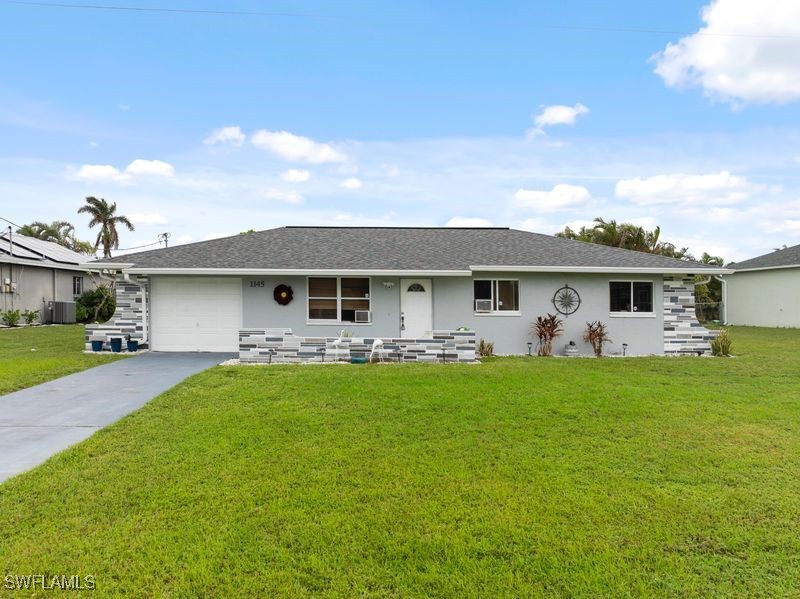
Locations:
85;275;149;349
663;276;716;355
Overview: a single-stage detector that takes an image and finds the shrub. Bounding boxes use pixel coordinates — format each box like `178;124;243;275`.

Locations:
2;309;21;327
531;313;564;356
583;321;612;357
477;338;494;357
76;285;116;323
22;309;39;325
710;329;733;357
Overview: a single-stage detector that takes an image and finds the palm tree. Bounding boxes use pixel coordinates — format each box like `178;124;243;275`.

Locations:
77;197;135;258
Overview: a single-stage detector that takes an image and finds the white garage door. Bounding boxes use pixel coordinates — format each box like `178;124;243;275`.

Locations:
150;277;242;352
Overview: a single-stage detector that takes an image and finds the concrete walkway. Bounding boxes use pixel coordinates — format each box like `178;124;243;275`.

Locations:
0;352;231;483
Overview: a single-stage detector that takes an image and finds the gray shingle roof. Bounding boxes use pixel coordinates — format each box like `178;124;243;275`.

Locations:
729;243;800;271
99;227;722;272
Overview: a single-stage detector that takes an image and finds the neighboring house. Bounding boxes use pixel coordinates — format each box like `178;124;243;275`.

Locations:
0;231;96;322
85;227;728;358
725;243;800;328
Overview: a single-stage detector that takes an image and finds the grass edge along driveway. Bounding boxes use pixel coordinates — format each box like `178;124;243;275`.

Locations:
0;324;124;395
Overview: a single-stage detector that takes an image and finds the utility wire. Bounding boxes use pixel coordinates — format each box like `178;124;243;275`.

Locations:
0;0;334;19
0;216;23;228
2;0;800;39
114;239;162;251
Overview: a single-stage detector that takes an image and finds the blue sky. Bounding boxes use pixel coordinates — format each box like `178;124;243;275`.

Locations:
1;0;799;261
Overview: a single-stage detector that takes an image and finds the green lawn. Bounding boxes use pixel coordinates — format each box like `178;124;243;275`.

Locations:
0;325;124;395
1;327;799;596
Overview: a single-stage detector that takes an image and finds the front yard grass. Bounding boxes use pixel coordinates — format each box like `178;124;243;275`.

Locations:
0;324;124;395
1;327;799;596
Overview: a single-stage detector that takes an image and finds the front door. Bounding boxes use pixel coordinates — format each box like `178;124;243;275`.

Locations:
400;278;432;338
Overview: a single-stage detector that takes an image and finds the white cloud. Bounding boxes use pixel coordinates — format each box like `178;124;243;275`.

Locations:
261;188;304;204
382;163;401;177
175;234;193;244
528;103;589;137
614;171;757;206
128;213;168;225
444;216;494;227
513;184;592;212
251;130;347;163
280;168;311;182
119;104;130;112
339;177;363;190
88;140;99;148
204;126;246;147
71;159;175;184
72;164;128;183
652;0;800;105
125;159;174;177
559;219;598;233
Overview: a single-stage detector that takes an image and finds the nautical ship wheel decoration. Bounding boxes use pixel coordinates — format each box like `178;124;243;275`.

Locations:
273;284;294;305
552;284;581;316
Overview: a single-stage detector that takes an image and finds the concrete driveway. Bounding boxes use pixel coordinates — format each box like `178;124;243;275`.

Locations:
0;352;231;483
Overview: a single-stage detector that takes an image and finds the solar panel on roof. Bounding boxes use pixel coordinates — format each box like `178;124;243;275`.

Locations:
0;233;87;264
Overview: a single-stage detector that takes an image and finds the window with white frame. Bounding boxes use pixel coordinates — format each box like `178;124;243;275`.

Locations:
609;281;653;313
473;279;519;313
72;276;83;297
308;277;371;322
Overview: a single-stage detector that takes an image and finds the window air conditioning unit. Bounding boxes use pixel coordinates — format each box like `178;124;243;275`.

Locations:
355;310;371;323
475;299;492;312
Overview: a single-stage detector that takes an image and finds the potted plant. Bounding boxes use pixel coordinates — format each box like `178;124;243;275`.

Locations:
90;338;104;352
125;334;139;352
109;337;123;353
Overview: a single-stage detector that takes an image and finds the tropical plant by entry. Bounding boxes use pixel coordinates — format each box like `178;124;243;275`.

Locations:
531;313;564;356
77;197;135;258
584;320;612;357
710;328;733;357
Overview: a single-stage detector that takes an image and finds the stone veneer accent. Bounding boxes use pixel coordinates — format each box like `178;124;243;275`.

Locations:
663;276;717;355
85;276;148;350
239;328;476;363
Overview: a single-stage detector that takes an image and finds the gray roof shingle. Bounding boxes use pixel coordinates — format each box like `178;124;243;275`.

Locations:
729;243;800;270
99;227;722;272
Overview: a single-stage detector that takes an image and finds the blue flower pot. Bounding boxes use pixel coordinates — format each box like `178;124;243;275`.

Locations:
91;340;104;352
109;338;123;353
127;340;139;352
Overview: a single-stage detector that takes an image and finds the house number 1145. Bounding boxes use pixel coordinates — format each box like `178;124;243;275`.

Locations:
249;280;265;288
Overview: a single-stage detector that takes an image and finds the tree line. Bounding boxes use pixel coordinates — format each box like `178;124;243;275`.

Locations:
556;217;725;314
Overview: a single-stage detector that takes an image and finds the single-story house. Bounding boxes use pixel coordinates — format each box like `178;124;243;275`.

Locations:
0;230;96;323
724;243;800;328
85;226;728;359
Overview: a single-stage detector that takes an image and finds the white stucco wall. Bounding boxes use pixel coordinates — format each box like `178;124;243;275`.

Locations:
240;273;665;356
725;268;800;328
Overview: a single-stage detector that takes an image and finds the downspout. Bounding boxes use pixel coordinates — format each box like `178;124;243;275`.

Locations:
123;272;149;345
714;275;727;324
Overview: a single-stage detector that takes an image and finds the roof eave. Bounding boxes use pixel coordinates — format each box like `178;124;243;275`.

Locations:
728;264;800;273
117;265;734;276
121;267;472;276
469;265;733;275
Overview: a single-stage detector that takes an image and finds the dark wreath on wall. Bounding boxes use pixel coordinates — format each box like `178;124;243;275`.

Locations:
273;284;294;305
